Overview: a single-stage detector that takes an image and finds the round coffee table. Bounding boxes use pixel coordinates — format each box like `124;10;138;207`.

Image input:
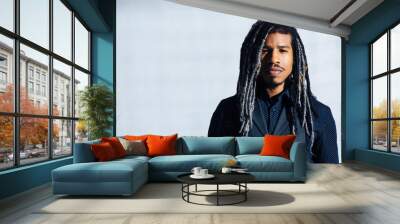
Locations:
177;172;255;206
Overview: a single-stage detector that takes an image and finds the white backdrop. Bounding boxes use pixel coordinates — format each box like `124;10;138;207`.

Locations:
116;0;341;160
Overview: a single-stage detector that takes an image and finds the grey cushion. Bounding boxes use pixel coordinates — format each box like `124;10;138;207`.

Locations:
119;138;147;156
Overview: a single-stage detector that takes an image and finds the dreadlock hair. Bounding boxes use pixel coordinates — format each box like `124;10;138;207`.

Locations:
236;20;315;150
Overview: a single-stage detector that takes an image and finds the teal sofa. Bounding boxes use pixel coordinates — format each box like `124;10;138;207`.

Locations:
52;137;306;196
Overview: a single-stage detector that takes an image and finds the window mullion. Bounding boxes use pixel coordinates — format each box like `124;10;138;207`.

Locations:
13;0;20;167
388;30;391;153
370;45;373;149
71;10;76;155
48;0;54;160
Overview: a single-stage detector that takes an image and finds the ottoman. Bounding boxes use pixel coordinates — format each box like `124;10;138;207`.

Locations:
52;157;148;196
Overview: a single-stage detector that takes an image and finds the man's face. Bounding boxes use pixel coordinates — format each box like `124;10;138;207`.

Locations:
259;32;294;88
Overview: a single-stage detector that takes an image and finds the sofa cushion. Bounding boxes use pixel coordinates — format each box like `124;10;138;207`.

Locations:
115;155;150;163
179;136;235;155
147;134;178;157
74;139;100;163
52;158;148;183
118;138;147;156
235;137;264;155
148;154;235;172
260;135;296;159
101;137;127;158
91;142;118;161
124;135;149;141
236;155;293;172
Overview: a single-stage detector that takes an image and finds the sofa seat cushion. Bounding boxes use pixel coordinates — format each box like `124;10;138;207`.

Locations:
52;159;147;183
235;137;264;155
178;137;235;155
236;155;293;172
116;155;150;162
149;154;235;172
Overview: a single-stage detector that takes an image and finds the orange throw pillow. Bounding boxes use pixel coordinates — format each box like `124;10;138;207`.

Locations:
101;137;127;158
146;134;178;157
124;135;149;141
91;142;117;161
259;135;296;159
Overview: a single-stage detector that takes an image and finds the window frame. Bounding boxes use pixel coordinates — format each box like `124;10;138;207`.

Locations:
370;20;400;154
0;0;92;171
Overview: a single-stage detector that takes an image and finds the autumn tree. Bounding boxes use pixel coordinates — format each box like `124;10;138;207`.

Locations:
0;85;14;150
0;84;60;153
372;99;400;144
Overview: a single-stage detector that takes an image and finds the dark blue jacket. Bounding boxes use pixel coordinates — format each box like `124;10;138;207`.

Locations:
208;94;339;163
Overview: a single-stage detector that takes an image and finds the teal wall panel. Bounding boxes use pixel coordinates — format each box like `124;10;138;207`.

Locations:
91;32;114;135
355;149;400;172
92;32;113;88
0;158;72;199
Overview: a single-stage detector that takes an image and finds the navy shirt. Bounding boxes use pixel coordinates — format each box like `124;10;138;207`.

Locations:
259;90;288;134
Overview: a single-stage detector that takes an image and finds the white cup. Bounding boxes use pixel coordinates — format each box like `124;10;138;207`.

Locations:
221;167;232;174
200;169;208;176
191;167;202;176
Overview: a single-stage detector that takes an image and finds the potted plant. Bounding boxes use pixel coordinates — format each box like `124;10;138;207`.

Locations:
79;84;114;140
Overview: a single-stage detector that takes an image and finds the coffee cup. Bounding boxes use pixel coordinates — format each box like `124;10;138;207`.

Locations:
200;169;208;176
221;167;232;174
191;167;202;176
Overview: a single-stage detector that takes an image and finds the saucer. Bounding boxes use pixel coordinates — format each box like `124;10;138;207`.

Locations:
190;174;215;179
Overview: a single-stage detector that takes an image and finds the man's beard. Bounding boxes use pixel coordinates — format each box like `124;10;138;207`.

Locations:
261;72;285;89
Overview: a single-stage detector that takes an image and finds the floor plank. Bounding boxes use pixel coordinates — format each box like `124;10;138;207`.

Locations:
1;161;400;224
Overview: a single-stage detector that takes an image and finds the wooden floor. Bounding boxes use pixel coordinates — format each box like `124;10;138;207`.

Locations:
1;162;400;224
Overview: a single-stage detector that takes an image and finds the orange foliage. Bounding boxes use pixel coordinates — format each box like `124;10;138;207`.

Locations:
0;84;60;150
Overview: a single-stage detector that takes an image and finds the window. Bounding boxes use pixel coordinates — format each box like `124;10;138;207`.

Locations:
20;0;49;49
53;0;72;60
36;83;40;95
19;117;49;165
0;54;8;88
28;81;34;94
41;73;46;82
0;71;6;84
0;0;91;170
42;85;46;97
0;0;14;31
74;69;89;118
35;70;40;81
0;55;6;67
29;67;34;80
75;18;89;70
370;23;400;154
0;116;13;170
53;59;71;117
53;119;72;158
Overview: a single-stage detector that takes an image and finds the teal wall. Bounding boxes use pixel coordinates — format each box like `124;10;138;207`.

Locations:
92;32;114;88
0;158;72;199
0;0;115;200
345;0;400;171
91;32;115;135
91;0;116;135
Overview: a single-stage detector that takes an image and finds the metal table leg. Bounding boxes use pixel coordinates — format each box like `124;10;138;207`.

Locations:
216;184;219;206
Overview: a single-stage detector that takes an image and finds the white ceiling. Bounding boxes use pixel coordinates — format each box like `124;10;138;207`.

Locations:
166;0;384;38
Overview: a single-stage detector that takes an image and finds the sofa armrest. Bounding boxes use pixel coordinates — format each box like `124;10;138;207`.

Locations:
289;142;307;181
73;141;99;163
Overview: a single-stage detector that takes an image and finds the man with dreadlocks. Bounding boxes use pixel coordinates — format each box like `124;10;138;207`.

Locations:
208;21;339;163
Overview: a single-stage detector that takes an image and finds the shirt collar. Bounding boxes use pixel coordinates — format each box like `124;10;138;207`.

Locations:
259;88;291;106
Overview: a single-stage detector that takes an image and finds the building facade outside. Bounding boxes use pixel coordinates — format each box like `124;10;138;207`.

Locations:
0;40;87;169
